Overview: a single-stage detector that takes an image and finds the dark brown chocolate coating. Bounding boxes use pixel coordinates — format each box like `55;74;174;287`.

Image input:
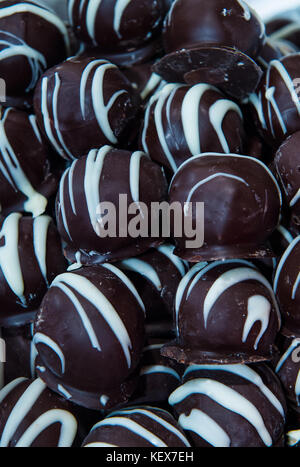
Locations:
33;56;140;161
128;341;183;407
69;0;164;52
168;363;287;447
117;244;188;328
34;264;146;410
251;54;300;147
0;107;58;218
141;83;245;173
162;260;281;365
0;377;80;447
0;0;70;97
81;406;190;447
274;334;300;407
274;236;300;336
257;38;297;70
123;61;165;103
275;132;300;227
1;324;35;385
0;213;67;327
168;153;282;262
56;146;168;265
162;0;265;58
153;0;265;99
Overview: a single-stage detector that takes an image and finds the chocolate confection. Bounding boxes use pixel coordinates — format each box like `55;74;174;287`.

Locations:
0;377;79;447
56;146;167;265
161;260;281;365
275;335;300;407
275;132;300;229
0;213;66;327
33;264;146;410
117;244;188;335
68;0;164;51
168;153;282;262
1;324;36;387
266;18;300;50
168;363;287;447
82;406;191;447
129;341;183;407
153;0;265;100
0;0;70;101
141;83;245;173
0;107;58;218
273;236;300;336
33;56;140;161
250;54;300;147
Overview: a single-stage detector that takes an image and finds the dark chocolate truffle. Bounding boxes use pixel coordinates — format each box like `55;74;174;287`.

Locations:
257;37;297;70
275;335;300;407
168;153;282;262
0;107;58;218
68;0;164;51
169;363;286;447
161;260;281;365
141;83;245;173
117;244;188;333
129;341;183;406
33;56;140;161
251;54;300;147
154;0;265;100
0;0;70;99
275;132;300;228
0;377;79;447
33;263;146;410
0;213;66;327
273;236;300;336
56;146;167;265
82;406;191;447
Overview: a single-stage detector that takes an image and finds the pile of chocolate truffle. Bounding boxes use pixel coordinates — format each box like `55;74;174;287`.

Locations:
0;0;300;448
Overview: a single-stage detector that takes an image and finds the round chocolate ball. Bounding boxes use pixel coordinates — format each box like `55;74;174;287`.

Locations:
0;0;70;98
168;153;282;262
82;406;191;447
161;260;281;365
0;107;58;218
56;146;167;266
274;236;300;336
33;56;140;161
141;83;245;173
153;0;264;100
275;132;300;228
169;363;287;447
275;335;300;407
68;0;164;52
117;244;188;334
33;263;146;410
252;54;300;146
0;213;67;327
0;377;79;447
129;341;183;407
